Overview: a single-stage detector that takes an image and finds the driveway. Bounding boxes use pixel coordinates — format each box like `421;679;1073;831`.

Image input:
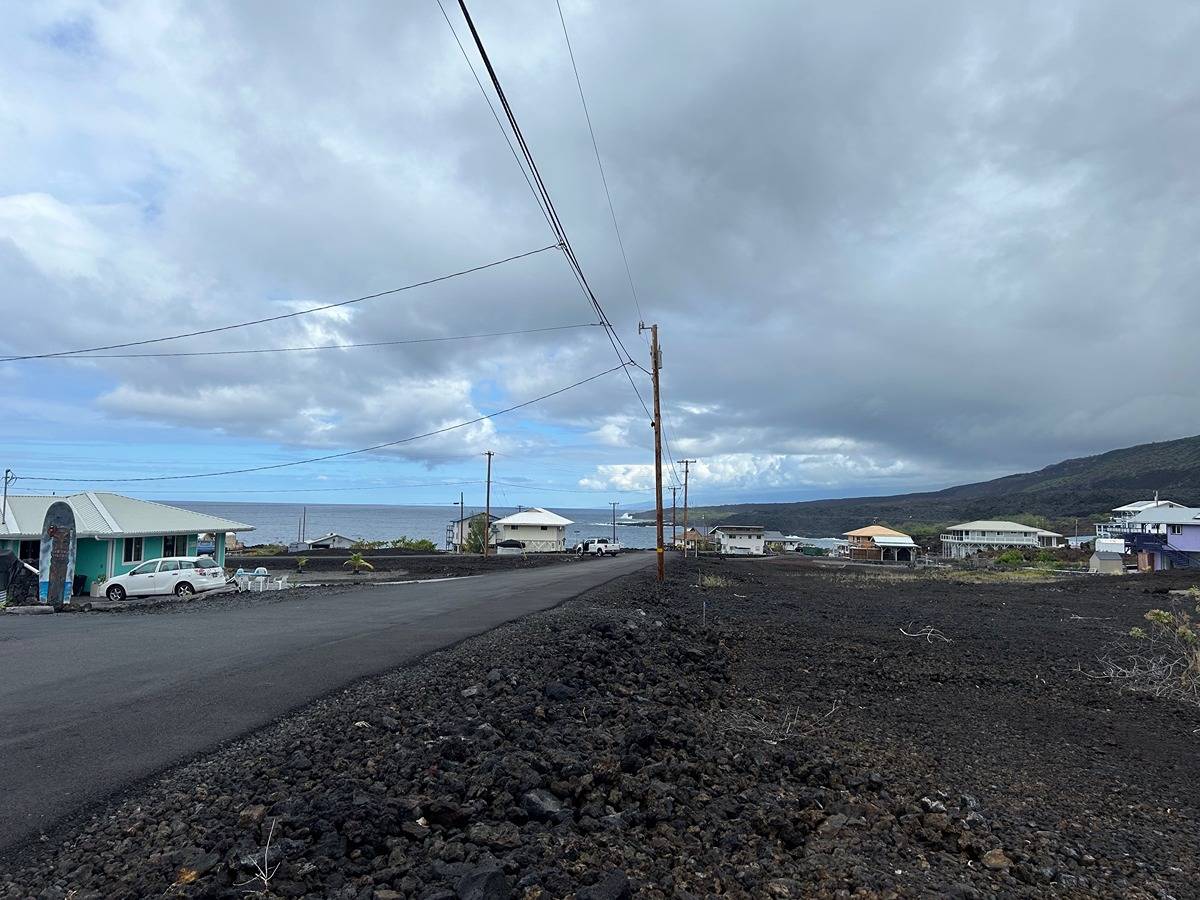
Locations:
0;552;651;851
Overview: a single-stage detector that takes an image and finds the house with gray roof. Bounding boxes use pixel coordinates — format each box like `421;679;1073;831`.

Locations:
0;493;253;593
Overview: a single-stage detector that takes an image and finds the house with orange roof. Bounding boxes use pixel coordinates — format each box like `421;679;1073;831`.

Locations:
842;525;919;563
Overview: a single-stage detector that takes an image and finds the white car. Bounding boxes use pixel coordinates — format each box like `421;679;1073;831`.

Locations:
103;556;227;601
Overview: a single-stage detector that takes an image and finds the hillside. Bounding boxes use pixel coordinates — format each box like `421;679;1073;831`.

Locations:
673;434;1200;540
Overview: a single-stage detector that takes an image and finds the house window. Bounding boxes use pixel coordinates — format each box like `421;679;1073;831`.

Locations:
1170;524;1183;535
540;526;548;531
162;534;189;556
123;537;144;564
18;539;39;565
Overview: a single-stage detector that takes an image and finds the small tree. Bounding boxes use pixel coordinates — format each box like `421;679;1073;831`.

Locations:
465;518;487;554
344;552;374;574
995;550;1024;566
295;556;309;574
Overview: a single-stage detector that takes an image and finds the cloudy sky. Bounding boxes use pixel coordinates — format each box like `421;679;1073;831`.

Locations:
2;0;1198;511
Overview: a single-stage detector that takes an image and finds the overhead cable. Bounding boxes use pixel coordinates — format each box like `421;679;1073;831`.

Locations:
554;0;644;324
20;323;600;360
0;243;559;362
16;362;632;483
453;0;652;421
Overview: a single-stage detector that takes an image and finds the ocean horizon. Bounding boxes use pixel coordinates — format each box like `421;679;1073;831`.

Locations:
167;500;670;548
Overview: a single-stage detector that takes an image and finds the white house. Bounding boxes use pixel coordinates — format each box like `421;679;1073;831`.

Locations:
1094;498;1185;538
307;532;356;550
940;520;1065;559
490;508;573;552
711;525;765;555
445;512;498;552
762;531;804;552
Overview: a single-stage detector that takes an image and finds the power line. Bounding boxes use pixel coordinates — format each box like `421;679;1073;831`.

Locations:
16;362;632;483
0;244;559;362
492;480;652;495
17;322;600;361
7;480;487;496
453;0;652;422
434;0;556;236
554;0;643;324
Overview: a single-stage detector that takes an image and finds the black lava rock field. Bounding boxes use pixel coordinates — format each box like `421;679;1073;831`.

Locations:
2;559;1197;898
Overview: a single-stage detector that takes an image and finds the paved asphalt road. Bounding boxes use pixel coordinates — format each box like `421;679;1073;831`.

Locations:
0;553;651;851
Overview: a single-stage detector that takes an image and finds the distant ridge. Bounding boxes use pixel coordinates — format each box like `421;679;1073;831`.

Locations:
672;434;1200;539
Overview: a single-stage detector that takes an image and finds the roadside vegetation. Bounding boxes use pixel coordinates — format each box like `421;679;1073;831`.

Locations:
1096;595;1200;707
349;537;438;551
243;543;286;557
342;553;374;574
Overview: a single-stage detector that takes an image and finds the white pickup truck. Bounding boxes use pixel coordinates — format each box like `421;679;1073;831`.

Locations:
574;537;622;557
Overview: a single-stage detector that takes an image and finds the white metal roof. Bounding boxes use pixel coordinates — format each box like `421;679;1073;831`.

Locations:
1126;506;1200;525
712;525;765;533
946;520;1061;536
0;493;254;539
872;534;918;547
493;507;574;527
1113;499;1184;513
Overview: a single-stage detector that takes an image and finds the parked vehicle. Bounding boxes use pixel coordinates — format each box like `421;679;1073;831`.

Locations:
103;556;226;601
575;537;622;557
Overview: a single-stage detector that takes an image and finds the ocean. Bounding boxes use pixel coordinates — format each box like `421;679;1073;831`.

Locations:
166;501;671;549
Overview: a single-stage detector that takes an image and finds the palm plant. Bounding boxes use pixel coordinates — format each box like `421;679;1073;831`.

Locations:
344;552;374;574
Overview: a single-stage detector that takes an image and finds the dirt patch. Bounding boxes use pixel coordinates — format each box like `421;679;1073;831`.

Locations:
2;560;1196;897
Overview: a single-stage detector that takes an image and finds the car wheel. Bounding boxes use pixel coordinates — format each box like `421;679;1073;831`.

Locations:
597;549;605;557
175;582;195;597
106;584;126;602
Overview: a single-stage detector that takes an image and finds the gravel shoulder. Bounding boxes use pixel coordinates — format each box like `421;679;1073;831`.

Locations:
3;559;1197;898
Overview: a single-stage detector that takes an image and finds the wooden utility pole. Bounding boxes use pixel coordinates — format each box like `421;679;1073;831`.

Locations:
483;451;494;557
640;322;665;582
459;491;465;554
681;459;695;557
670;486;677;549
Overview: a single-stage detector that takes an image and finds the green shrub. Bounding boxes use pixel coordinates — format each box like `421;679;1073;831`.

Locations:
995;550;1025;566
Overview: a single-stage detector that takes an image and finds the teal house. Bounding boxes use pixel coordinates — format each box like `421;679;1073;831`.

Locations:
0;493;254;594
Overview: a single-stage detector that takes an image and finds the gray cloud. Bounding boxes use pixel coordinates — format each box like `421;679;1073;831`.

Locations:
2;0;1198;499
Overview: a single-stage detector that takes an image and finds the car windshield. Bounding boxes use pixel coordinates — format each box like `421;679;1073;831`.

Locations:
194;557;218;569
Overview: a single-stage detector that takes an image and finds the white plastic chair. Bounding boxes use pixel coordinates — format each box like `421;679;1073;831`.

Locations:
252;566;269;592
272;573;290;591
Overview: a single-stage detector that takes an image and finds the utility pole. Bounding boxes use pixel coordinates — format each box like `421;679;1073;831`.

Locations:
483;451;494;558
639;322;665;582
459;491;465;553
610;501;619;543
1;469;12;526
681;460;695;557
670;486;677;549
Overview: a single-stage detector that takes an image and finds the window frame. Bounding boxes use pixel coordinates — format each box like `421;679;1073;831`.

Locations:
123;536;144;564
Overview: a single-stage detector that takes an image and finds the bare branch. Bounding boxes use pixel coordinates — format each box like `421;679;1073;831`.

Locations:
900;622;952;643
